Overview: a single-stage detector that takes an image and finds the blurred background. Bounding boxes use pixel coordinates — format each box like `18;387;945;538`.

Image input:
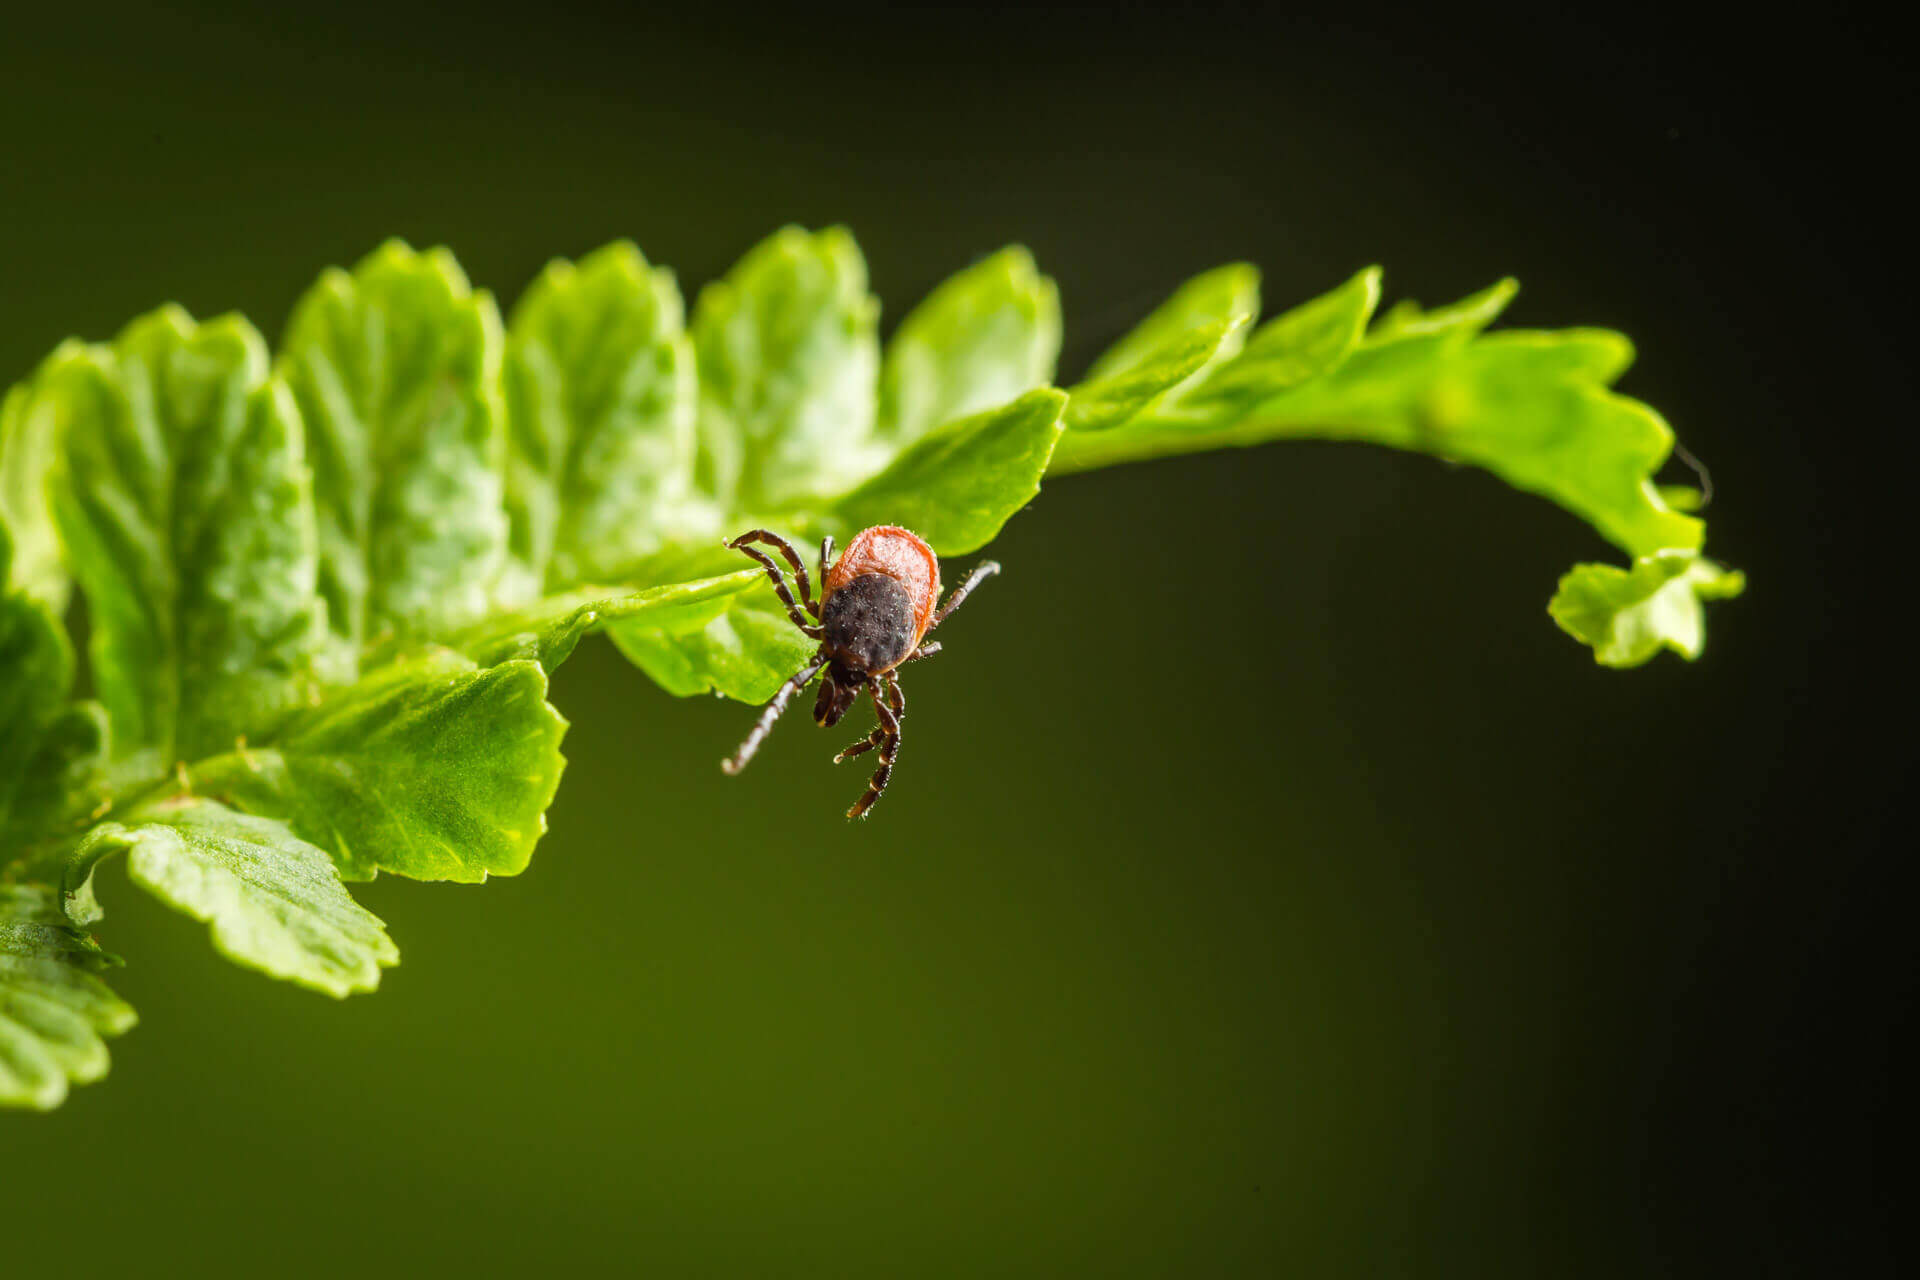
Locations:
3;4;1899;1275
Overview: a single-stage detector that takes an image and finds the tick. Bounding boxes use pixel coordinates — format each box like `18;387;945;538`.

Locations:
720;525;1000;819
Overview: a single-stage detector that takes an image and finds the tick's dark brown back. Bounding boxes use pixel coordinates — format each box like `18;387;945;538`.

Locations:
821;572;917;677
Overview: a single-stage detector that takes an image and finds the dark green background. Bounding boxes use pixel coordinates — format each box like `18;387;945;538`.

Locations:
3;5;1898;1275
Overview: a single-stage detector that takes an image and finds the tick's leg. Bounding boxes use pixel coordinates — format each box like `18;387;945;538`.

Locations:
818;534;836;587
834;725;882;764
900;641;942;665
929;561;1000;629
722;654;826;775
846;676;905;819
729;529;815;610
727;529;822;628
835;673;906;762
836;673;910;762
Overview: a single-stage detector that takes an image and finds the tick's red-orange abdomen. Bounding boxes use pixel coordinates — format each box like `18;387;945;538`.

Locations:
824;525;941;645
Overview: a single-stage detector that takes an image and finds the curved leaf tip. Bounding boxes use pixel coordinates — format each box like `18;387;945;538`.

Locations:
1549;551;1745;667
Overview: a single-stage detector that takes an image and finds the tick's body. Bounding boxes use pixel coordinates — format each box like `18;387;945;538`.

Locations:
821;525;940;678
720;525;998;819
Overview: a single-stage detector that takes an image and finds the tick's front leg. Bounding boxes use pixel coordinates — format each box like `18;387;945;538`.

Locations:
846;676;906;819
